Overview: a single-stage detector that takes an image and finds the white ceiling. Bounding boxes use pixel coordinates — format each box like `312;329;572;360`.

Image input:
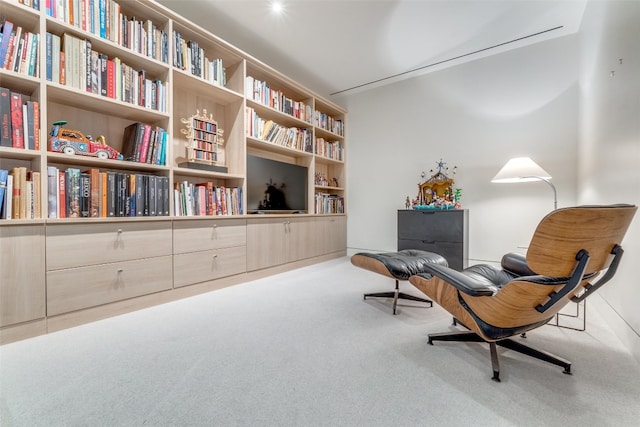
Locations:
155;0;587;99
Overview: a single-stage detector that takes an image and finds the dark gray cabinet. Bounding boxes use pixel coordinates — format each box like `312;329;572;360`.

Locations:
397;209;468;271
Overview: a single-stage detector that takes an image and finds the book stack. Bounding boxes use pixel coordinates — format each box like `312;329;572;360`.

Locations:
245;76;312;123
314;110;344;136
0;19;40;78
314;192;344;215
314;138;344;161
173;31;226;86
44;32;167;112
0;167;41;220
173;182;243;217
44;0;169;63
46;166;170;219
245;107;313;153
0;87;40;150
121;122;168;165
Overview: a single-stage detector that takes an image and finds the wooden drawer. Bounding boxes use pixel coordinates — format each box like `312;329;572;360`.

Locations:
398;210;465;242
0;224;46;327
173;218;246;254
47;255;173;316
173;245;247;288
46;221;172;270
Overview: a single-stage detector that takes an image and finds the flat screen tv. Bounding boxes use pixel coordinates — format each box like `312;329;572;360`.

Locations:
246;155;308;213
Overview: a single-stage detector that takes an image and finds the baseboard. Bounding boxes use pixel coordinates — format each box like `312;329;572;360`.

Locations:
589;293;640;366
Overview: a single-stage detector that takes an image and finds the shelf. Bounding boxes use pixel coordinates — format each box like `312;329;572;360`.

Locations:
314;155;344;165
247;136;313;158
46;83;170;122
172;70;243;105
0;69;41;95
247;99;312;129
315;126;344;141
0;146;41;161
315;185;344;191
46;152;170;172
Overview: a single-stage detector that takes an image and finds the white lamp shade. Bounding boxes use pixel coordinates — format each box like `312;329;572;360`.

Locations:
491;157;552;183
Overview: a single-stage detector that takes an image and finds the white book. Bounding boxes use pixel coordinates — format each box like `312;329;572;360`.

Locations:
51;33;61;84
47;166;58;218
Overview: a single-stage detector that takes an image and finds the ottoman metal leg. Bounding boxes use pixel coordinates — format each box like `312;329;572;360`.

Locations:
364;280;433;315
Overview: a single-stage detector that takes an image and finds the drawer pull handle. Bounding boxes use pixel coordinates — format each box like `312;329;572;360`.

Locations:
117;268;124;273
117;229;123;234
422;240;436;244
212;224;217;228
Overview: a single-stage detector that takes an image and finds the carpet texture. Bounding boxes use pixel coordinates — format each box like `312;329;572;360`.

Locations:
1;257;640;426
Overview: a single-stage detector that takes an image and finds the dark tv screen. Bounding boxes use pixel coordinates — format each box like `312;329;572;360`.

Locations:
246;155;308;213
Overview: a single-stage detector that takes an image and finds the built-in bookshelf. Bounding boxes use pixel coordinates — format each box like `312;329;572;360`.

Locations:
0;0;347;344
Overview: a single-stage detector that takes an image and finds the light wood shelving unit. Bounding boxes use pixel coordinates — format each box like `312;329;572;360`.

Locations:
0;0;347;344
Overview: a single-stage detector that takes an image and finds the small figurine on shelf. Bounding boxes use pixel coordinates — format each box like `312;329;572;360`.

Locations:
49;121;122;160
405;196;411;209
178;109;227;173
413;158;461;210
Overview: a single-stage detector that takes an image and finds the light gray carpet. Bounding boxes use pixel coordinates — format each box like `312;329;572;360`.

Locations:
1;257;640;426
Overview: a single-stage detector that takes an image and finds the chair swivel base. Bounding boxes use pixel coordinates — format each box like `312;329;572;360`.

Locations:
427;330;572;382
364;288;433;315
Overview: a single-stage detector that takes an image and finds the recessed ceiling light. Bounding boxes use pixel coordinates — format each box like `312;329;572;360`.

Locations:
271;1;284;14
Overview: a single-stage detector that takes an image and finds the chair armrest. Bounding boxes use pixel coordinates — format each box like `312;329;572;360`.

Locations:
414;264;495;297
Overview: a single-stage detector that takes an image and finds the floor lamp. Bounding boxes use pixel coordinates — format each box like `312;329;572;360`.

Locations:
491;157;584;330
491;157;557;210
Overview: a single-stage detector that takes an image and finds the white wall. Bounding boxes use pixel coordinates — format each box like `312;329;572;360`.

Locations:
578;0;640;362
340;34;579;264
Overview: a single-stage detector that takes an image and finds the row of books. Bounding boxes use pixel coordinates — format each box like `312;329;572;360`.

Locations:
245;107;313;153
314;192;344;215
174;182;243;217
47;166;170;218
0;19;40;78
14;0;39;9
315;138;344;161
0;167;41;220
245;76;313;123
45;0;169;63
46;32;167;112
121;122;168;165
0;87;40;149
314;111;344;137
173;32;226;87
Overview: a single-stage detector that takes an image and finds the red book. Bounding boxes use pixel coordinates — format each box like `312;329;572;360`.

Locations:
9;92;24;148
138;124;151;164
33;101;40;150
58;170;66;218
106;59;115;99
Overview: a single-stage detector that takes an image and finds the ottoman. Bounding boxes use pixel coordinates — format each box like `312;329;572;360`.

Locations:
351;249;448;314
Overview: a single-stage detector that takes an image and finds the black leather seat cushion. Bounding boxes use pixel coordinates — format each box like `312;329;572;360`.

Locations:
356;249;448;280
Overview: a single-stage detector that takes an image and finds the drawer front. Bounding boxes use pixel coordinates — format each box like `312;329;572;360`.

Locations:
0;225;46;327
47;255;173;316
46;221;172;270
173;219;246;254
397;239;465;271
173;245;247;288
398;210;465;241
